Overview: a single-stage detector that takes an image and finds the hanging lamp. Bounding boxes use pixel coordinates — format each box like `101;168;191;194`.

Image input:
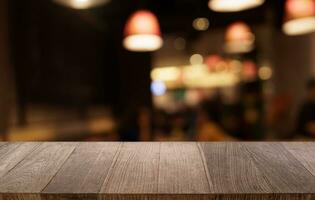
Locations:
123;10;163;52
224;22;255;54
282;0;315;36
208;0;265;12
53;0;110;9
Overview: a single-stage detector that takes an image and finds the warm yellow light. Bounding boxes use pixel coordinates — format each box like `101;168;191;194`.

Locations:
283;17;315;36
190;54;204;65
151;67;181;82
183;65;239;88
184;73;239;88
192;18;209;31
53;0;110;9
123;10;163;52
183;65;208;80
258;66;272;80
283;0;315;35
151;65;239;89
208;0;265;12
225;22;255;53
230;60;243;73
123;35;163;52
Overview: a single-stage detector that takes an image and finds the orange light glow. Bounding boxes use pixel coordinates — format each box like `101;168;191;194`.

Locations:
123;10;163;52
225;22;255;53
243;60;257;80
205;55;222;71
283;0;315;35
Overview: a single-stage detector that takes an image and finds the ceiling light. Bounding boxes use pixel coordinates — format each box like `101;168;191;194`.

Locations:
283;0;315;36
224;22;255;53
190;54;204;65
208;0;265;12
53;0;110;9
123;10;163;52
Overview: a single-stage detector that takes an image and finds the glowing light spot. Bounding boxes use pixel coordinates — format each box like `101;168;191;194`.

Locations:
151;67;181;81
258;66;272;80
53;0;110;9
151;81;167;96
283;0;315;35
190;54;204;65
208;0;265;12
123;35;163;52
123;10;163;52
225;22;255;53
283;17;315;36
192;18;209;31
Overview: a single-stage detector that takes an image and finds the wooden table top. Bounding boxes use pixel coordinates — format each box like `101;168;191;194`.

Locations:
0;142;314;200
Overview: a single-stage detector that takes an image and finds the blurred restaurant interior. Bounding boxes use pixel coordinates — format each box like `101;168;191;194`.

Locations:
0;0;315;141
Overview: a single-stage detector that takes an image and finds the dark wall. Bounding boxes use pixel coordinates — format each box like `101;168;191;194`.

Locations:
0;0;14;137
8;0;152;120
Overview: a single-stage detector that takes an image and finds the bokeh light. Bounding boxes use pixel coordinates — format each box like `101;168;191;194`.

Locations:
53;0;110;9
190;54;204;65
192;18;210;31
151;80;167;96
123;10;163;52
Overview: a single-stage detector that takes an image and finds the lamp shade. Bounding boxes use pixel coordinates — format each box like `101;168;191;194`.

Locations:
208;0;265;12
224;22;255;53
283;0;315;35
123;10;163;52
53;0;110;9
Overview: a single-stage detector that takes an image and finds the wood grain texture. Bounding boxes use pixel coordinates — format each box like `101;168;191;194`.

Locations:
158;142;209;194
43;142;121;194
99;142;160;194
283;142;315;176
0;142;7;147
199;142;272;193
0;142;76;193
0;194;41;200
244;142;315;193
0;142;314;200
0;143;41;178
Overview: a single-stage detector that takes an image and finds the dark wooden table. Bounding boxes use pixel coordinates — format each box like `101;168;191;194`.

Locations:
0;142;314;200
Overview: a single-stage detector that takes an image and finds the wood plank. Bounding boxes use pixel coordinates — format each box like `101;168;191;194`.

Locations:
0;142;7;146
0;142;76;193
43;142;121;194
0;142;41;178
0;194;41;200
244;142;315;193
158;142;209;194
199;142;272;194
283;142;315;176
0;142;314;200
99;142;160;194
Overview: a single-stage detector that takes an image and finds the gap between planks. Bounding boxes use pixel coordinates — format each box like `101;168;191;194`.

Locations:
40;143;79;193
0;142;42;179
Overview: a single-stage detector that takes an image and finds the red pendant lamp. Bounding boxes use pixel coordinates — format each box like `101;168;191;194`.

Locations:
53;0;110;9
283;0;315;35
224;22;255;54
123;10;163;52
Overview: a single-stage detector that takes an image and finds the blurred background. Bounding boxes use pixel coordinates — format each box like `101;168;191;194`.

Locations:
1;0;315;141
